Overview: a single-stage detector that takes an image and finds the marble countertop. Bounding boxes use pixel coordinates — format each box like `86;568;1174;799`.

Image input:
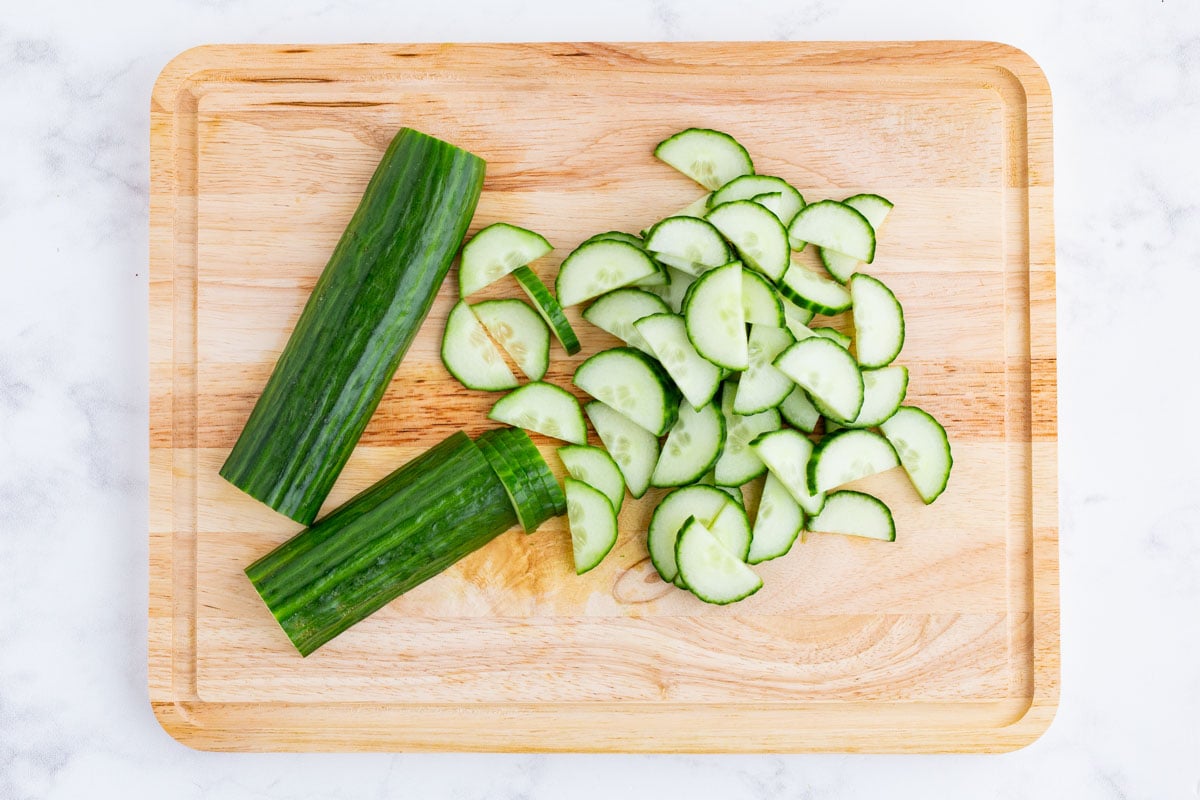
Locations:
2;0;1198;797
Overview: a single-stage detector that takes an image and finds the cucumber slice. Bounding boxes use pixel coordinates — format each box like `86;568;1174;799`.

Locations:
741;269;786;327
706;200;790;282
632;262;671;287
750;428;826;516
565;477;619;574
650;401;726;487
582;288;671;356
733;324;795;415
787;199;876;262
850;273;905;368
583;230;644;249
708;498;753;561
697;470;744;505
476;432;553;532
634;313;722;409
654;128;754;191
676;517;762;605
557;444;625;513
778;386;820;433
710;174;805;226
843;366;908;428
644;216;733;268
648;485;744;583
809;326;852;350
574;347;680;436
808;490;896;541
773;337;864;422
644;265;697;314
488;382;587;445
778;263;853;315
820;194;893;283
808;429;900;494
555;239;660;307
683;261;748;371
648;250;713;278
499;426;568;518
751;192;784;218
472;298;551;381
459;222;553;297
880;406;953;504
584;400;660;499
441;300;519;391
782;296;816;337
713;384;781;486
512;266;581;356
748;472;805;564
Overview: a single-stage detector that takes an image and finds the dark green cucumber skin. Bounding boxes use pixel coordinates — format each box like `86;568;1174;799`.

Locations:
476;429;557;532
245;432;515;657
221;129;487;524
478;427;566;524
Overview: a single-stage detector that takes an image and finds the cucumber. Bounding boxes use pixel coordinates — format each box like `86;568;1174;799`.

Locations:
741;269;786;327
581;287;671;356
682;261;748;371
778;386;820;433
459;222;552;297
710;174;804;226
557;444;625;513
660;193;713;222
633;261;672;287
583;230;644;248
773;337;864;422
809;326;852;350
713;384;781;486
748;472;805;564
565;477;619;575
708;499;753;561
733;324;796;415
777;262;853;316
782;295;816;336
472;298;550;381
787;199;876;262
221;128;486;525
499;426;568;518
880;406;953;504
512;265;581;356
476;428;562;532
244;432;517;655
488;382;587;445
441;300;519;391
675;517;762;605
584;400;660;499
843;366;908;428
556;239;660;308
647;485;745;582
643;216;732;268
820;194;893;283
807;428;900;494
698;470;745;506
850;273;905;368
573;347;681;436
644;265;697;313
648;250;714;278
654;128;754;191
808;490;896;541
650;401;726;487
705;200;790;282
633;313;722;409
749;428;826;516
751;192;784;218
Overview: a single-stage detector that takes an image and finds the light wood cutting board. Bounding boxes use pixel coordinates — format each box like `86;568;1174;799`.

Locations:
149;41;1058;752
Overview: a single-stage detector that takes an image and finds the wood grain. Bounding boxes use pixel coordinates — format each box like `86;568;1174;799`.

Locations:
149;41;1057;752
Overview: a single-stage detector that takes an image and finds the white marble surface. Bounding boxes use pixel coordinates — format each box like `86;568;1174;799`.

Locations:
2;0;1198;797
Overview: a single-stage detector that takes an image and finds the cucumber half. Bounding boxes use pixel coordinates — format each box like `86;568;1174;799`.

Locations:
472;298;551;381
787;199;876;263
706;200;790;282
850;273;905;368
676;517;762;605
650;401;726;488
683;261;749;371
880;405;953;504
441;300;519;391
820;194;893;283
573;347;681;437
488;382;587;445
581;287;671;357
634;312;723;410
565;477;619;574
773;337;864;423
654;128;754;191
648;485;749;583
808;490;896;541
557;444;625;513
459;222;553;297
555;239;660;307
807;428;900;494
748;472;805;564
584;400;660;499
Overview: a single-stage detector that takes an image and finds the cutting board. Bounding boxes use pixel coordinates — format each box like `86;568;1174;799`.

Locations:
149;41;1057;752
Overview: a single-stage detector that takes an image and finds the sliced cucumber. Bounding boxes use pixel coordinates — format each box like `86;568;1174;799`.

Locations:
565;477;619;574
441;300;519;391
778;262;853;316
644;265;697;313
843;366;908;428
808;428;900;494
782;295;816;337
651;401;725;488
676;517;762;605
632;262;671;287
809;326;852;350
808;490;896;541
683;261;748;371
557;444;625;513
512;265;581;356
710;174;804;226
644;216;732;268
581;287;671;356
880;406;953;504
573;347;680;436
583;230;644;249
787;199;876;262
659;193;713;223
751;191;784;219
708;498;753;561
488;382;587;445
472;298;551;381
699;470;744;506
482;425;568;521
475;429;555;533
706;200;790;282
850;273;905;368
750;428;825;516
773;337;864;422
741;269;786;327
748;472;805;564
555;239;660;307
654;128;754;191
778;386;820;433
713;384;781;486
820;194;893;282
648;250;713;278
459;222;553;298
634;313;722;409
648;484;741;583
584;400;660;499
733;324;795;415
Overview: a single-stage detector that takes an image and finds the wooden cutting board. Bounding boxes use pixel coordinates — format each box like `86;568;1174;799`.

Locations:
149;41;1057;752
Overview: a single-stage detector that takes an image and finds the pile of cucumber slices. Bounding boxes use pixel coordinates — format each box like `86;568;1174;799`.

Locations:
442;127;953;605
